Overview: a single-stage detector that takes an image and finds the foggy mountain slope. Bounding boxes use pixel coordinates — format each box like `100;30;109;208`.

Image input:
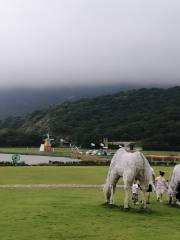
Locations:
0;84;138;117
1;87;180;150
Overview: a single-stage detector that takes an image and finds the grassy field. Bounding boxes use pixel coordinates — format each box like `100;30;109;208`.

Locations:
0;166;179;240
0;188;179;240
0;147;110;161
0;166;173;184
0;147;180;158
0;147;72;157
143;150;180;156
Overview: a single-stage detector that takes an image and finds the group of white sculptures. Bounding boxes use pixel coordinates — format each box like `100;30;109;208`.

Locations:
103;147;180;208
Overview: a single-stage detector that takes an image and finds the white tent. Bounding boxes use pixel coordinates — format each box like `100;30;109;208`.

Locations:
39;144;45;152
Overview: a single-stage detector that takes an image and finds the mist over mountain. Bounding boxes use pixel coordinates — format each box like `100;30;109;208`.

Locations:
0;84;145;117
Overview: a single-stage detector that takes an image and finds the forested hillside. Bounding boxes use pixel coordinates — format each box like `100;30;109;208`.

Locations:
0;87;180;150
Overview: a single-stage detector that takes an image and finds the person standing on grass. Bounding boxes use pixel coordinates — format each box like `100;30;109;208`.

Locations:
132;180;140;205
155;171;168;202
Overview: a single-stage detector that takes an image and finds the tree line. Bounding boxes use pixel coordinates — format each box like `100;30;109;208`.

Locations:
0;87;180;150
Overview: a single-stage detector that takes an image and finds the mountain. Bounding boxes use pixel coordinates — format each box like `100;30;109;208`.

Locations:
0;87;180;150
0;84;136;117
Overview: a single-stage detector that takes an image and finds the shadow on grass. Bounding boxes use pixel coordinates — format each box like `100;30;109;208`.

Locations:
166;203;180;209
101;202;158;215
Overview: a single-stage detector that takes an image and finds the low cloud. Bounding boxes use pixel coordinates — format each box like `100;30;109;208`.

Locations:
0;0;180;87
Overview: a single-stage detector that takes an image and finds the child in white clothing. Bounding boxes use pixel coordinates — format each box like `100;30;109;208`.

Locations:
132;181;140;204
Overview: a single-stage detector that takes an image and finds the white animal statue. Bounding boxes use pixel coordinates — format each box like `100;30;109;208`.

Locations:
103;147;153;208
168;164;180;205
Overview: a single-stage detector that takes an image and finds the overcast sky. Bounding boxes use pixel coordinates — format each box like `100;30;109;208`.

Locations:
0;0;180;88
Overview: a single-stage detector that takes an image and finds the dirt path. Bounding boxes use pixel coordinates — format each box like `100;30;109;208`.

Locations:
0;184;123;188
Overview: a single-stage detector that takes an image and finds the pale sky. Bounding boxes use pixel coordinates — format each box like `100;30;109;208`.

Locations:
0;0;180;88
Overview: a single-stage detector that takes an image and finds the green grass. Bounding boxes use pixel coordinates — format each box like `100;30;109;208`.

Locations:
143;150;180;156
0;147;180;158
0;166;108;184
0;147;72;157
0;166;173;184
0;188;179;240
0;166;178;239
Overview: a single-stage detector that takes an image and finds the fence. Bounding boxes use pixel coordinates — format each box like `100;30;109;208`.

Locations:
145;154;180;166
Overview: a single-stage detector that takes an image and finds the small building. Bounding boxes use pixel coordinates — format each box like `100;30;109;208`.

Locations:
39;133;53;152
44;137;52;152
60;138;72;148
